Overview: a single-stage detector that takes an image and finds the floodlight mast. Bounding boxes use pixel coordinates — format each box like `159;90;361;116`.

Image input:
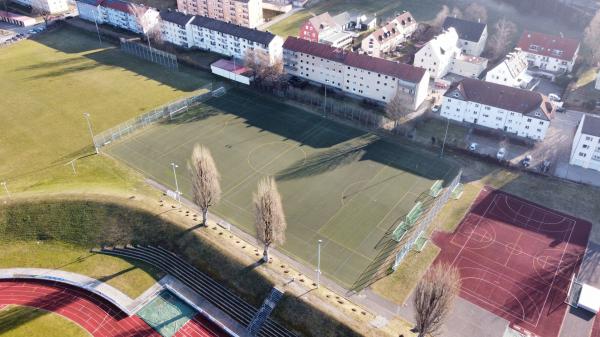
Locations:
1;181;11;199
83;113;99;154
316;239;323;288
170;162;181;207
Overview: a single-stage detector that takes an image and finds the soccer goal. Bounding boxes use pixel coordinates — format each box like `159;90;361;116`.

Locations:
212;86;227;98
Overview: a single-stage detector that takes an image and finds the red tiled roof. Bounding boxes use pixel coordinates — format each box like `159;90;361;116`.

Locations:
370;11;416;43
100;0;138;14
517;31;580;61
283;36;426;83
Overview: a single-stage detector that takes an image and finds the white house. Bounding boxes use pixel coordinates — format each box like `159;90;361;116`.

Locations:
441;78;555;141
517;31;580;73
442;17;487;56
450;54;488;79
76;0;104;23
159;10;194;48
14;0;68;14
283;36;430;110
189;15;283;65
414;28;460;79
570;114;600;171
485;48;533;89
361;11;417;58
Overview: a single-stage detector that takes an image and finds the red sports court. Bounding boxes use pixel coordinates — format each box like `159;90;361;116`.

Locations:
433;187;591;337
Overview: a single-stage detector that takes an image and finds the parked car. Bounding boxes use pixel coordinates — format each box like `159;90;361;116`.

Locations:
541;160;551;173
556;106;566;113
521;155;532;168
548;93;561;102
497;147;506;160
431;105;441;113
468;143;478;152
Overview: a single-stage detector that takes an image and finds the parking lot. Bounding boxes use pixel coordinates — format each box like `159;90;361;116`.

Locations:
0;21;47;45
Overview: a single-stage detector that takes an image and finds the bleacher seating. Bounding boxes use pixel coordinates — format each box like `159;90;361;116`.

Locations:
247;288;284;336
94;245;297;337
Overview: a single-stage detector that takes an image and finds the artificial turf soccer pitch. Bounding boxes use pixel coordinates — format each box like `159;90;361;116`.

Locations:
106;88;460;288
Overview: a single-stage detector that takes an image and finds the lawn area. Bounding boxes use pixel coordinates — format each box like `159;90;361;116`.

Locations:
0;242;162;298
269;0;582;39
0;306;91;337
0;25;212;191
105;87;460;289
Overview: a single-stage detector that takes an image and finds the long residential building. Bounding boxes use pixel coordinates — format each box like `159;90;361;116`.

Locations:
361;11;417;58
13;0;68;14
441;78;555;140
517;31;580;73
76;0;159;34
570;114;600;172
158;9;283;65
283;36;429;110
176;0;263;28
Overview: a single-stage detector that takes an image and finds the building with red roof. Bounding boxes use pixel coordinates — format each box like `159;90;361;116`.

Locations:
76;0;158;34
283;36;429;110
517;31;580;73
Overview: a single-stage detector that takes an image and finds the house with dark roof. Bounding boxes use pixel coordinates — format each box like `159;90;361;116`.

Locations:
571;114;600;171
361;11;417;58
442;17;487;56
283;36;429;110
441;78;554;140
517;31;580;73
159;10;194;48
188;15;283;65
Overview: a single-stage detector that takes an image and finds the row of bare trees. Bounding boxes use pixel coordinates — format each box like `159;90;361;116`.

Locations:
189;144;286;263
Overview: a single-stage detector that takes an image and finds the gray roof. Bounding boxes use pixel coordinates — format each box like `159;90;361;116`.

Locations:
190;16;276;45
582;115;600;137
442;17;486;43
159;10;194;26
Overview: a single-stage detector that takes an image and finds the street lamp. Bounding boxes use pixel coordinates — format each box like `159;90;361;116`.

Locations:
83;113;99;154
170;162;181;207
1;181;11;199
316;239;323;288
440;116;449;158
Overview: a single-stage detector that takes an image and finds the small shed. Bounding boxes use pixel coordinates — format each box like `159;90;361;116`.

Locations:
210;59;254;85
0;10;36;27
578;284;600;313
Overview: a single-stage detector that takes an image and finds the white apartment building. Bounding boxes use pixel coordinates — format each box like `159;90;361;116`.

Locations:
441;78;555;140
76;0;103;22
571;114;600;171
361;11;417;58
76;0;159;34
283;36;429;110
188;15;283;65
14;0;68;14
517;31;580;73
176;0;263;28
485;48;533;89
159;10;195;48
414;28;460;79
442;17;487;56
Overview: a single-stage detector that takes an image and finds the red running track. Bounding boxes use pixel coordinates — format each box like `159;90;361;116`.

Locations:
592;314;600;337
433;187;591;337
0;280;230;337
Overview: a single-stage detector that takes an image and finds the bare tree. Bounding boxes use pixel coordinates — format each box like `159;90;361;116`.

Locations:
31;0;51;27
486;18;517;59
253;177;286;263
464;3;488;23
583;10;600;66
413;263;461;337
450;7;463;19
130;5;160;48
428;5;449;30
189;144;221;226
245;49;285;89
386;89;414;129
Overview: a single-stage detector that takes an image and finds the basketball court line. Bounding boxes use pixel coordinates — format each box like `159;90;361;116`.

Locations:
497;194;577;229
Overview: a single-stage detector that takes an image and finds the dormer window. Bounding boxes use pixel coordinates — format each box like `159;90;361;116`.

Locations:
529;44;539;51
452;92;459;98
535;111;541;117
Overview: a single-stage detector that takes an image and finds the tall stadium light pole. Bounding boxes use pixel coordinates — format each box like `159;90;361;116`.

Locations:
316;239;323;288
440;116;449;158
83;113;99;155
1;181;10;199
170;163;181;207
93;13;102;47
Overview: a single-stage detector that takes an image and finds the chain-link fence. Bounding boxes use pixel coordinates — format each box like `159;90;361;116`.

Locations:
93;83;221;148
350;171;462;292
120;38;179;71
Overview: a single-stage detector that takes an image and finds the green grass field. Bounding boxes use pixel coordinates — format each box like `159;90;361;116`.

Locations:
0;305;91;337
268;0;581;39
105;88;459;288
0;25;212;189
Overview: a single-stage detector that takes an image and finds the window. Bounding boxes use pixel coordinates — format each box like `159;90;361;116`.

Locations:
579;152;587;157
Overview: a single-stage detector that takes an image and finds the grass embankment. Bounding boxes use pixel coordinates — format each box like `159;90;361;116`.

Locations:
0;306;91;337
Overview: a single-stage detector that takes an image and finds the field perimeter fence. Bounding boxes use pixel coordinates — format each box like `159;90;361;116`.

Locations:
94;82;221;148
120;38;179;71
